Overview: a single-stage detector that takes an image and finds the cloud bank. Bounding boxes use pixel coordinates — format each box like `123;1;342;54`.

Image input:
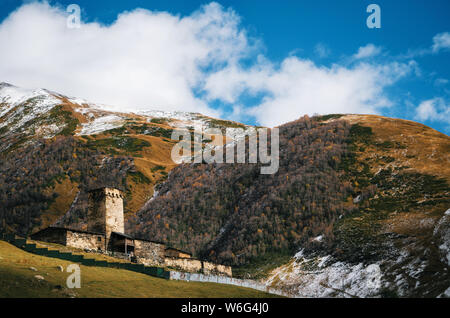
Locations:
0;1;430;127
415;98;450;124
353;44;382;60
0;1;250;116
432;32;450;53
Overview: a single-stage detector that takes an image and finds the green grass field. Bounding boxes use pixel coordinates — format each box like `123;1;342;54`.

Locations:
0;241;278;298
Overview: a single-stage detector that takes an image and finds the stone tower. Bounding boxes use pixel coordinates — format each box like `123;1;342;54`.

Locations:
87;187;124;244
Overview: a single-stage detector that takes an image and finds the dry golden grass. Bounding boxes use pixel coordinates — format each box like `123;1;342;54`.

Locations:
331;114;450;182
0;241;278;298
382;211;437;236
324;114;450;239
57;97;89;125
34;100;258;218
45;99;180;216
41;178;79;229
126;134;177;213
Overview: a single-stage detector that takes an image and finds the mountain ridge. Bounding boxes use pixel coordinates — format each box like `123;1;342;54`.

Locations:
1;82;449;297
0;82;250;233
126;113;449;297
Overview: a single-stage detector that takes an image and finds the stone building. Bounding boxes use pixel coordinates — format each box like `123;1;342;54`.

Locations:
87;187;124;248
30;227;105;251
165;247;192;259
30;187;232;277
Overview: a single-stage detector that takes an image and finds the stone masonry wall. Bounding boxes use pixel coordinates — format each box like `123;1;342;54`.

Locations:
165;249;191;258
170;272;291;297
165;257;203;273
104;188;124;238
87;187;124;252
66;231;104;251
202;261;233;277
134;240;165;266
87;188;124;241
163;258;232;277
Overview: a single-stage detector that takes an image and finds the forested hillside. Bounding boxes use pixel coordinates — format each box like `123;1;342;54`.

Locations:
128;117;359;267
0;82;245;236
0;136;133;235
128;114;450;284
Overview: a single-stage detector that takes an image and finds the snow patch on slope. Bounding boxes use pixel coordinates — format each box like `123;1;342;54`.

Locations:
35;123;64;139
0;83;61;132
77;114;125;135
0;84;60;117
434;208;450;266
136;109;208;130
136;110;200;121
265;250;382;298
67;97;89;106
440;286;450;298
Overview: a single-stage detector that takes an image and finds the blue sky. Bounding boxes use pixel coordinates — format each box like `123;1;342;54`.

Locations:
0;0;449;133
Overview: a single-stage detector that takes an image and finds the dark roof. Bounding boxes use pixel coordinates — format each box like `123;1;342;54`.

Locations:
111;232;165;245
133;237;166;245
31;226;104;237
165;247;192;256
111;232;134;239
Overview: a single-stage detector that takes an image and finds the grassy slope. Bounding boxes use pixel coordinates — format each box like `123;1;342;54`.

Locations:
0;241;277;298
337;114;450;181
335;115;449;244
263;114;450;296
251;115;450;282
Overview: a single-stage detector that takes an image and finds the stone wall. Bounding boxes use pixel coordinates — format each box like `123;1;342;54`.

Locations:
107;251;131;261
104;188;124;238
170;272;293;297
66;231;104;251
164;258;232;277
165;257;203;273
165;248;191;259
87;187;124;245
134;240;165;266
202;261;232;277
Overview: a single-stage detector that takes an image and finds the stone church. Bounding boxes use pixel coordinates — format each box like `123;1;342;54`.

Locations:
31;187;232;276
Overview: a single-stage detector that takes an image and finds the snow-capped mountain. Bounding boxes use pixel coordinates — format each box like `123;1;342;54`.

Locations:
0;81;255;240
0;82;248;142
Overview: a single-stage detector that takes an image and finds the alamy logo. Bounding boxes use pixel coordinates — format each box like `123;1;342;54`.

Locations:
66;4;81;29
366;4;381;29
171;127;279;175
66;264;81;288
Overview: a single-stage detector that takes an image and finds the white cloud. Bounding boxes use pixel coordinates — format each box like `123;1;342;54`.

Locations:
0;2;418;127
353;44;382;60
435;78;449;86
205;58;416;127
403;31;450;58
314;43;331;58
414;98;450;124
0;1;254;116
432;32;450;53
